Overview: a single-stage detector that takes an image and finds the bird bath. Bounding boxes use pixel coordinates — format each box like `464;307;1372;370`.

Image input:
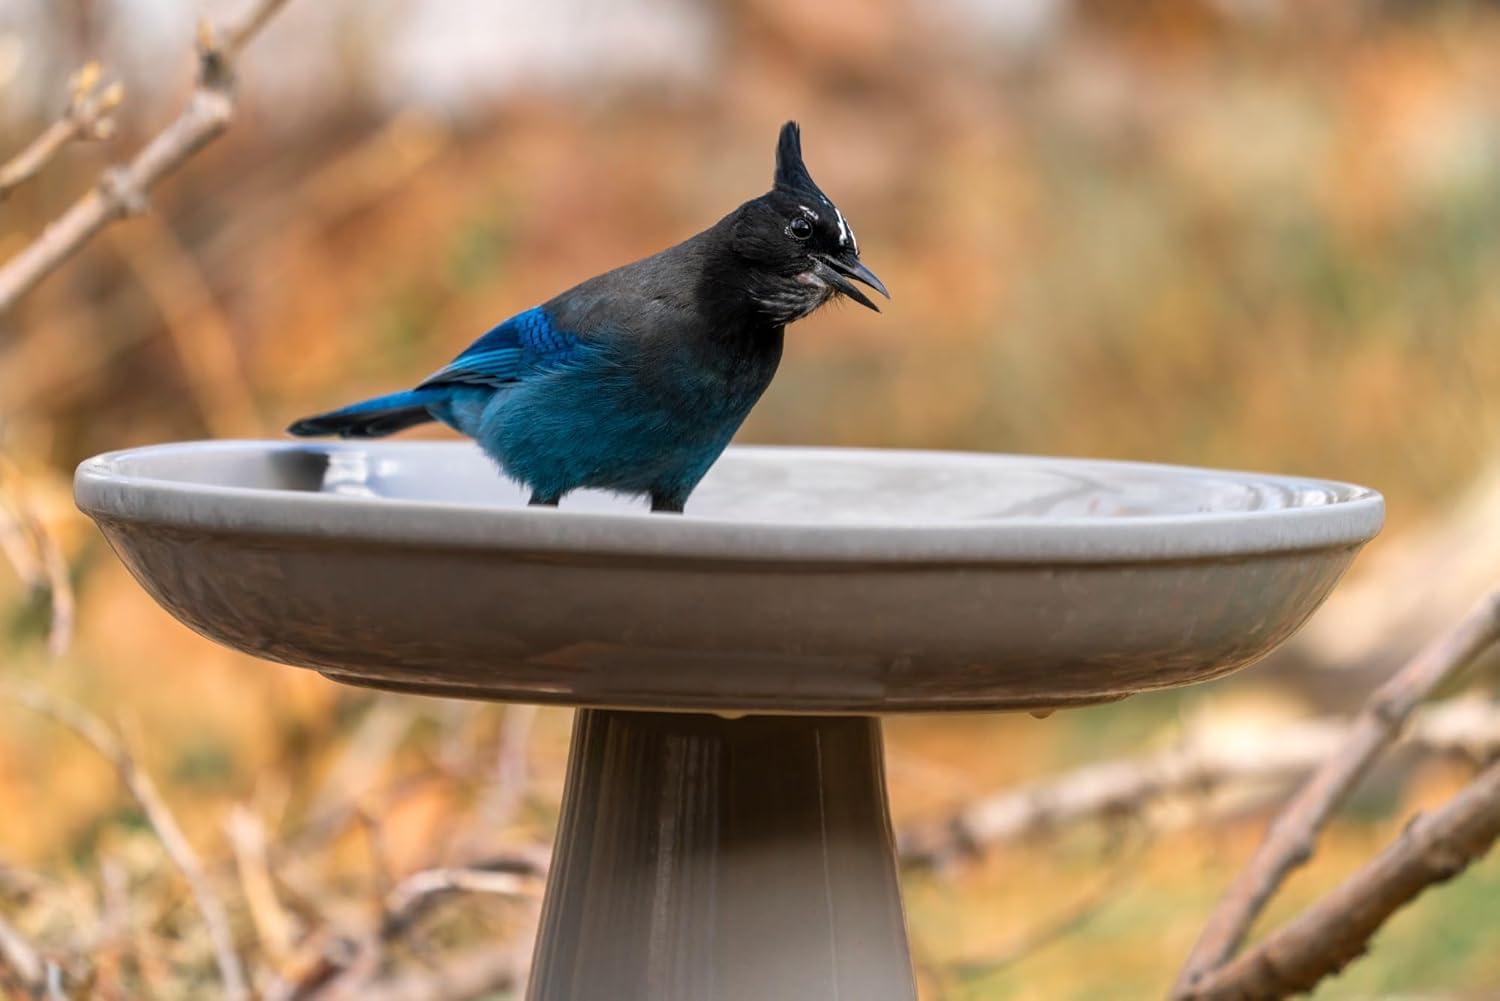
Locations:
76;441;1382;1000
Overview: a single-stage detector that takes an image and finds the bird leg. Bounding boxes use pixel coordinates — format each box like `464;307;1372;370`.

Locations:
650;494;685;515
528;492;560;508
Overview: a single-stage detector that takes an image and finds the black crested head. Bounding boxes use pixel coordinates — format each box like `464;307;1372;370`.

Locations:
724;121;889;326
774;121;826;199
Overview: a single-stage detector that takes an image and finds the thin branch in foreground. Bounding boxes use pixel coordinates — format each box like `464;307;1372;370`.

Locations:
451;703;539;860
0;913;47;998
2;685;249;1001
901;697;1500;868
0;0;294;316
1174;591;1500;996
1188;757;1500;999
0;494;42;589
93;858;141;1000
227;806;297;967
0;456;75;658
270;857;543;1001
273;765;447;866
378;865;540;941
483;703;538;833
0;63;124;202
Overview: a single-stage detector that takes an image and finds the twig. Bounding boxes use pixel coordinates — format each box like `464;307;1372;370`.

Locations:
378;865;540;942
33;518;72;661
902;698;1500;867
486;704;537;831
0;457;75;658
308;699;415;820
0;478;48;613
0;63;123;202
355;806;396;907
0;864;49;901
0;0;294;315
228;806;297;966
1188;758;1500;999
108;214;262;435
452;703;538;859
1174;591;1500;996
3;685;249;1001
0;488;43;585
0;913;47;998
1292;461;1500;692
93;859;134;1001
274;767;445;864
44;963;65;1001
0;114;447;420
262;701;512;887
97;855;171;997
271;857;542;1001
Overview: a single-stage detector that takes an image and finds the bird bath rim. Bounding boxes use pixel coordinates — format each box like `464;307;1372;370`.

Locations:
76;439;1384;566
75;440;1382;714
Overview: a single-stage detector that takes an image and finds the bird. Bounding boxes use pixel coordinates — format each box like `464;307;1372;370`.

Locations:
287;121;888;514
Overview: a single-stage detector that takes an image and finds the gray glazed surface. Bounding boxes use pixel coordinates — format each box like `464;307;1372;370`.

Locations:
75;440;1384;713
530;711;915;1000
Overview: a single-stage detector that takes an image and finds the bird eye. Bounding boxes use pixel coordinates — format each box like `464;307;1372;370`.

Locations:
789;217;813;240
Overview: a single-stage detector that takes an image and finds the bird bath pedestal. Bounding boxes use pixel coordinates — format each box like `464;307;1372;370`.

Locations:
76;442;1382;1001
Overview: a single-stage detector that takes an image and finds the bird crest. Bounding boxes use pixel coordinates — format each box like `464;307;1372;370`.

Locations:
774;121;824;198
774;121;855;252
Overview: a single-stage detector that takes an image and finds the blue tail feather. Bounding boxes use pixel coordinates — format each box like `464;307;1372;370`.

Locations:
286;388;447;439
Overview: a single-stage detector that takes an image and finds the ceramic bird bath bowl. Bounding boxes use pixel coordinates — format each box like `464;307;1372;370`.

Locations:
76;440;1382;1001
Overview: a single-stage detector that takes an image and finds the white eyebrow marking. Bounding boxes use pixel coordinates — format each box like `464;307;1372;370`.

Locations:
833;206;855;251
800;199;856;252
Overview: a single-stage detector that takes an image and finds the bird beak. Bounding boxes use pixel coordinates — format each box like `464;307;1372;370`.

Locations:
815;253;891;312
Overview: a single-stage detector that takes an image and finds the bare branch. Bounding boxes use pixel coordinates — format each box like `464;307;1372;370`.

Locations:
228;806;297;966
3;685;249;1001
33;521;72;661
1188;758;1500;999
0;864;49;901
0;457;75;658
0;62;124;202
485;703;537;831
902;698;1500;868
0;913;47;998
1174;591;1500;996
452;703;538;859
93;858;138;998
378;865;540;942
217;0;294;58
270;855;543;1001
273;765;448;866
0;496;41;589
0;0;294;316
308;700;415;819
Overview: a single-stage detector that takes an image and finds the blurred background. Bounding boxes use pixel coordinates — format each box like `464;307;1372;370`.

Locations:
2;0;1499;997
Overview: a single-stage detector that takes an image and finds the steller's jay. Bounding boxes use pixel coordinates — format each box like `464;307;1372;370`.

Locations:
288;121;887;513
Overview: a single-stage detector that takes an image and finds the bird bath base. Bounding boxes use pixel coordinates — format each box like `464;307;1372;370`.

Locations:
532;710;911;1000
74;441;1384;1000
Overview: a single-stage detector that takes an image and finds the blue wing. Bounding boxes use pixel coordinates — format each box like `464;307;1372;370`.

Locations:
418;306;582;390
